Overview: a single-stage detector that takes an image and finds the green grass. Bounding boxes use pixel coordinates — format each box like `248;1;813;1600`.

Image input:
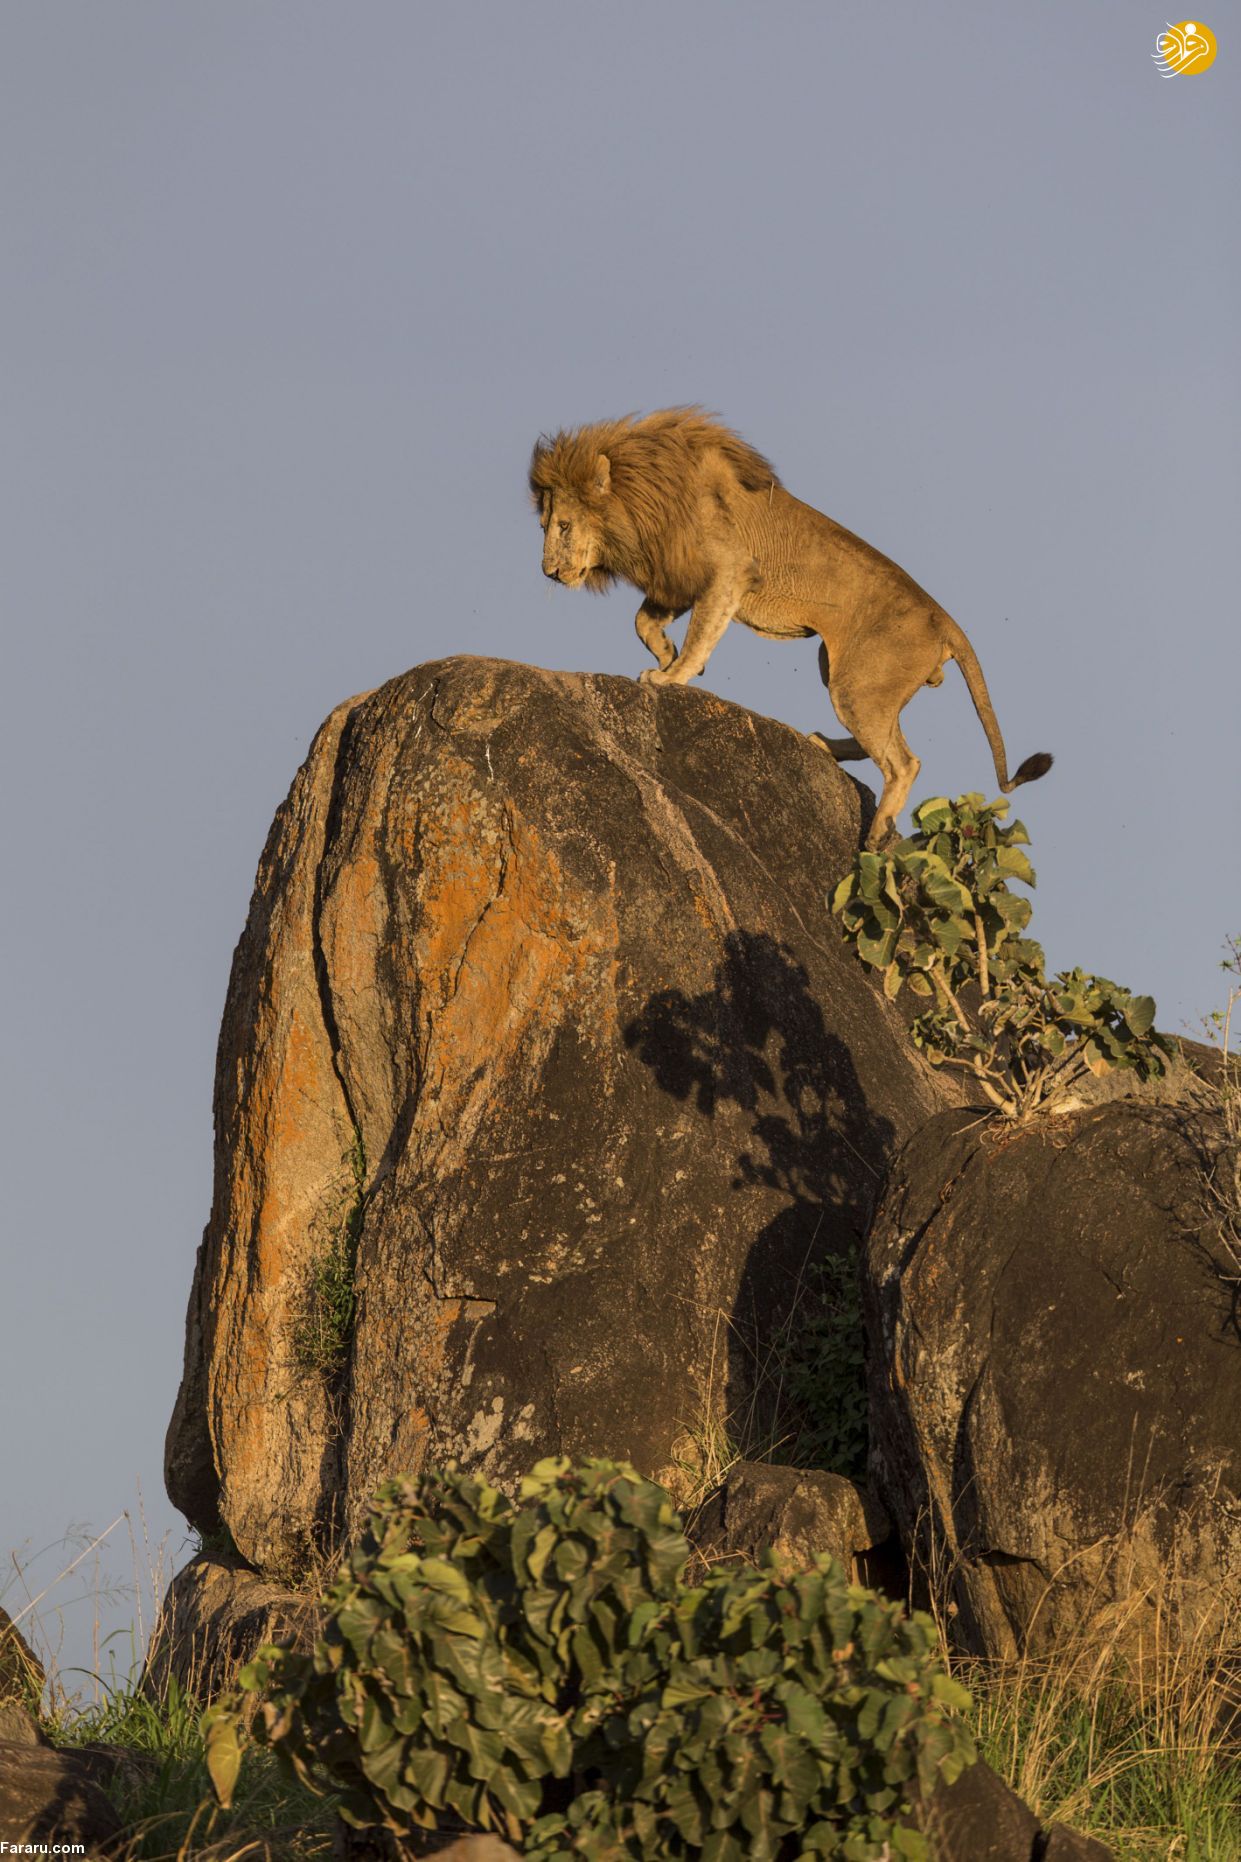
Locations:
49;1673;337;1861
956;1645;1241;1859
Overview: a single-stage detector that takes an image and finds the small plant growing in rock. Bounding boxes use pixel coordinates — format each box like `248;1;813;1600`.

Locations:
832;795;1172;1118
291;1131;368;1383
205;1459;974;1858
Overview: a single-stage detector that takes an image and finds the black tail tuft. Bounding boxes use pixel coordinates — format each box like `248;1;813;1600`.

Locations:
1011;751;1054;788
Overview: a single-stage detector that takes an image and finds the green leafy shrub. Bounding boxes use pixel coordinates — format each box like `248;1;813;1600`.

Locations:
831;795;1172;1118
205;1460;973;1859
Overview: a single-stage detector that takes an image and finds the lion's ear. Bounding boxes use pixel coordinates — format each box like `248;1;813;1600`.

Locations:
592;454;611;496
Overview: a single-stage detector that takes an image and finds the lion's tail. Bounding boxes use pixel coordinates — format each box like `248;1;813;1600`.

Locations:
943;618;1053;795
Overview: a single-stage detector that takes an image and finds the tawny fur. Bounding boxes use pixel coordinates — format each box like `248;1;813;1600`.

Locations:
530;407;1051;847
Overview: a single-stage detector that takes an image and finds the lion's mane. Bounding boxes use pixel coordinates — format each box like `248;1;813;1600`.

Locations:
528;407;780;598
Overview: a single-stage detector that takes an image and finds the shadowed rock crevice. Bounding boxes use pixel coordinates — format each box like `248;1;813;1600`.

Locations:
623;930;894;1441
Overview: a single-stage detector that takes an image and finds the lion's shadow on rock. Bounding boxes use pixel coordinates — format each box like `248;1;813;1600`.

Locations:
622;930;894;1456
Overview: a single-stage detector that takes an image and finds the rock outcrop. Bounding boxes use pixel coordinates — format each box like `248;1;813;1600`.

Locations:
690;1461;893;1585
166;657;958;1574
0;1606;43;1706
0;1704;46;1746
865;1100;1241;1657
919;1761;1114;1860
0;1744;123;1854
143;1551;322;1700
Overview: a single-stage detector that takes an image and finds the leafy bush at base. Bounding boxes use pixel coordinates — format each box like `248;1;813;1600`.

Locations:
205;1460;973;1859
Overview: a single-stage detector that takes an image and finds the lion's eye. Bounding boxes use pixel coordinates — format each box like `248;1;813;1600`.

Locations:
558;520;571;536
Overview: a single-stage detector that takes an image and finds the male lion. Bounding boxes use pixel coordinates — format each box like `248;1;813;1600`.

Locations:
530;407;1051;847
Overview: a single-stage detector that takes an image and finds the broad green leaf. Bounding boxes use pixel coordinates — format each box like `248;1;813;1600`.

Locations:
664;1774;706;1844
416;1557;472;1601
994;844;1036;886
524;1522;558;1583
931;916;969;958
1126;993;1156;1037
856;851;885;899
930;1671;973;1711
857;927;898;969
202;1707;243;1810
921;867;973;915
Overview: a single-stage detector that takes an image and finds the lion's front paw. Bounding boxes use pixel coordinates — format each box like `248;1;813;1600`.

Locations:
638;666;676;686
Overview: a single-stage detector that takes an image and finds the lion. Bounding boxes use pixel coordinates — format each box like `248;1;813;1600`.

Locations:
529;407;1051;847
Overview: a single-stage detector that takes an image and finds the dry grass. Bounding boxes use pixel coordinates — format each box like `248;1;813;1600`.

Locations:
907;1511;1241;1860
955;1630;1241;1858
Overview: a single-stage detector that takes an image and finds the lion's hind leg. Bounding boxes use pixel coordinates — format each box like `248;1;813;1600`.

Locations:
825;669;923;848
808;731;868;761
864;723;921;848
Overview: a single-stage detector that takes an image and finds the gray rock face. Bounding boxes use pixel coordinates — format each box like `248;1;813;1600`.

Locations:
918;1759;1114;1859
691;1461;891;1582
0;1744;123;1852
1040;1826;1117;1860
919;1757;1039;1860
165;657;958;1574
865;1101;1241;1658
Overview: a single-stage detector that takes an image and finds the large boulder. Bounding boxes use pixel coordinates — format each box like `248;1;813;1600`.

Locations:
166;656;957;1574
865;1099;1241;1657
143;1551;321;1700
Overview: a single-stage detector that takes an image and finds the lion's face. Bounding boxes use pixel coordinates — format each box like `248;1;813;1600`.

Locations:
538;490;604;588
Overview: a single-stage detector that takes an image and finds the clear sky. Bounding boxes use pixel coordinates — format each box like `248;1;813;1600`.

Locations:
2;2;1237;1695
